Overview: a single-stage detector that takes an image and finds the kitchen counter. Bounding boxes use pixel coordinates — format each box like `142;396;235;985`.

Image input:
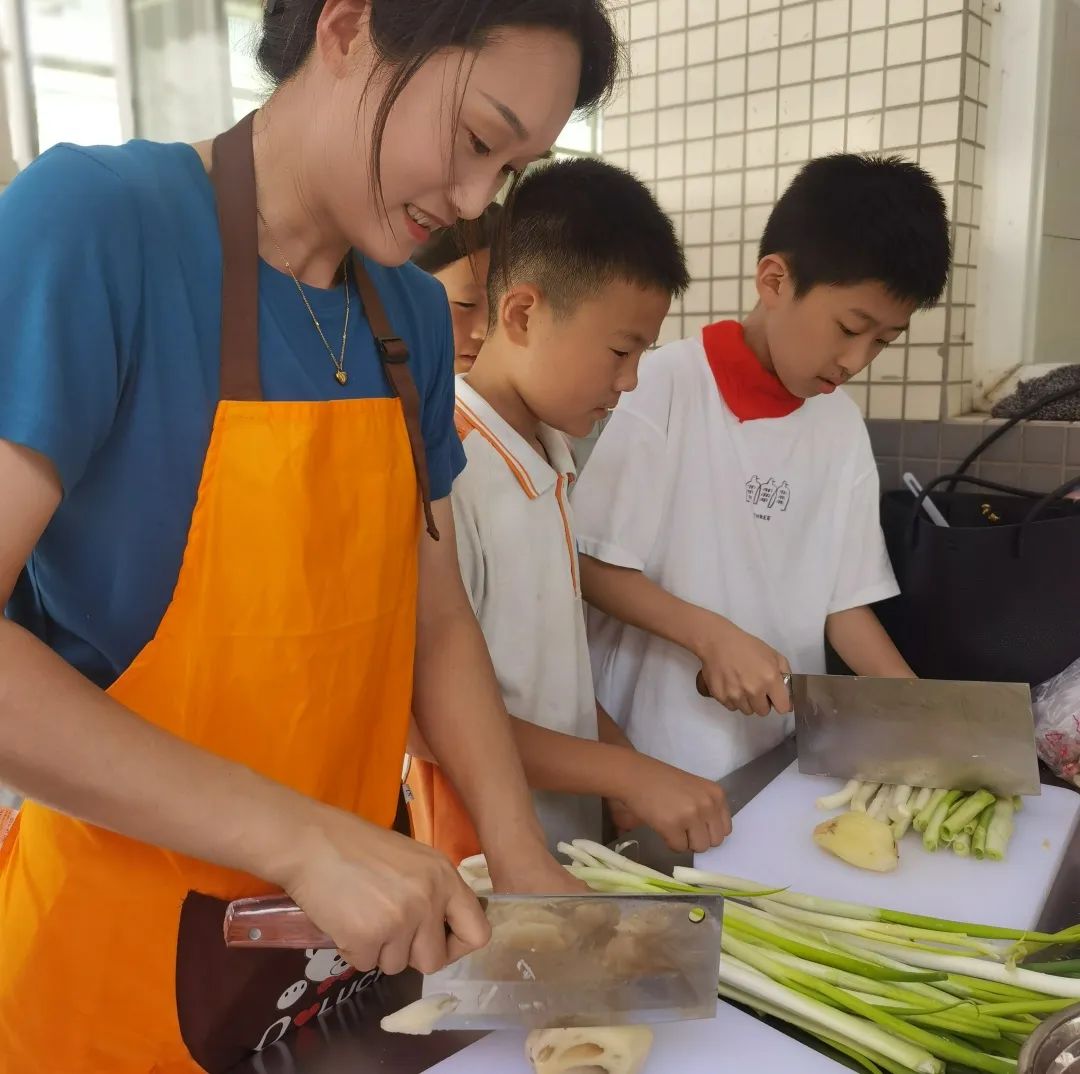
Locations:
233;739;1080;1074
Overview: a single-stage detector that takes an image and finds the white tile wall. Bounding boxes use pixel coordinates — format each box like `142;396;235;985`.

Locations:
602;0;992;418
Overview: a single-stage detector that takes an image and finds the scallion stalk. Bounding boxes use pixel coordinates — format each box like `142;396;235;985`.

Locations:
852;781;882;812
986;799;1015;862
913;789;948;832
951;830;972;857
563;840;1077;1074
717;956;944;1073
840;935;1080;998
817;779;861;811
923;790;963;851
942;789;996;842
972;805;993;860
868;784;893;821
889;785;916;821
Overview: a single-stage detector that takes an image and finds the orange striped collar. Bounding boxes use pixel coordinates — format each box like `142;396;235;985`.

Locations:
454;377;576;500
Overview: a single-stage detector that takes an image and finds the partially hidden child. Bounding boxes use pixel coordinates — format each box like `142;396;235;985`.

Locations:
405;158;733;863
573;153;952;783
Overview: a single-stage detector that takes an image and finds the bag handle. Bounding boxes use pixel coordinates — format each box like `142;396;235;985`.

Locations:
907;473;1046;547
1015;475;1080;557
907;472;1080;555
948;381;1080;491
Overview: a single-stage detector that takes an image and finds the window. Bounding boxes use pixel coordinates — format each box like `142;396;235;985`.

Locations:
553;113;602;157
25;0;122;155
227;0;262;122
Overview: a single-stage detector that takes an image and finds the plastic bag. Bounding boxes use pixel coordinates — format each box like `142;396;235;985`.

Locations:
1034;656;1080;787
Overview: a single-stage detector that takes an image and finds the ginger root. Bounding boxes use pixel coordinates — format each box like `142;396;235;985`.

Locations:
813;811;899;873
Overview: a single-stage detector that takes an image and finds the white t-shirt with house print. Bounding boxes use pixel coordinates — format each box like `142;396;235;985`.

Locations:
572;334;899;782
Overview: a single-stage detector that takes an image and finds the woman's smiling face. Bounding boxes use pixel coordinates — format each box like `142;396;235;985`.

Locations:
313;10;582;267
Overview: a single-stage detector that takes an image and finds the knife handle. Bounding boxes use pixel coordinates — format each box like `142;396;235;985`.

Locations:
223;894;335;949
696;670;793;702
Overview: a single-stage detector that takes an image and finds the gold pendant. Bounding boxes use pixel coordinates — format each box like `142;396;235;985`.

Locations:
335;369;348;386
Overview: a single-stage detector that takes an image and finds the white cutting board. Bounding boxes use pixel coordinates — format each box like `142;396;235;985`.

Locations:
697;763;1080;930
421;1001;848;1074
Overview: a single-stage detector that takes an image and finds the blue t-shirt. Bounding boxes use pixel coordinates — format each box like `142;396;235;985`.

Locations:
0;140;465;689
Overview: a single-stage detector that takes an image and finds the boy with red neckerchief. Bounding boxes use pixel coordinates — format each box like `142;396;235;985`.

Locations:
573;153;951;783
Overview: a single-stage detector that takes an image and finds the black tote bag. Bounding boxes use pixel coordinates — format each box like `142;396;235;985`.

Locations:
878;383;1080;687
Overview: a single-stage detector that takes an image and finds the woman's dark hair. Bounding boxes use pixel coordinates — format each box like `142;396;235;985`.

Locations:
258;2;620;207
411;203;502;274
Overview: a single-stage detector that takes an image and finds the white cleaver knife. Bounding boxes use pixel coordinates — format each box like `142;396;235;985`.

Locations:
697;670;1041;796
224;892;724;1030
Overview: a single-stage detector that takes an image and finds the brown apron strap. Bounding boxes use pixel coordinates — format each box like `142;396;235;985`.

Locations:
208;111;438;538
210;111;263;402
352;255;441;542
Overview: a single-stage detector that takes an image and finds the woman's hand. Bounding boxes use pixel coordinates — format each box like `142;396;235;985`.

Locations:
273;803;490;977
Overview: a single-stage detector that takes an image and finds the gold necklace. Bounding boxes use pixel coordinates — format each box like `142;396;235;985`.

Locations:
257;208;351;386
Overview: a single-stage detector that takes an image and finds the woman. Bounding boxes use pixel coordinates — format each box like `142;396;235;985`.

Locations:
0;1;618;1071
413;203;502;374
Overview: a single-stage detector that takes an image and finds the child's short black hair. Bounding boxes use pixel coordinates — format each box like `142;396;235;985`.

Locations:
411;204;502;275
759;154;951;309
489;157;688;323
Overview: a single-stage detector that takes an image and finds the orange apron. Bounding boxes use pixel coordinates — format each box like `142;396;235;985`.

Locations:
405;754;482;867
0;114;440;1074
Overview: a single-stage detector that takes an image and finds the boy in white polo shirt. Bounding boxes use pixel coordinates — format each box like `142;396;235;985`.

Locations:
573;154;951;783
406;158;733;862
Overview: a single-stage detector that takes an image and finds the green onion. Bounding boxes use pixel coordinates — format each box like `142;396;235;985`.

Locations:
942;789;996;841
840;935;1080;998
867;785;893;821
972;805;993;860
817;779;861;811
923;790;963;851
913;789;948;832
986;799;1015;862
668;872;1066;944
1020;959;1080;977
911;787;934;815
717;957;944;1073
795;978;1015;1073
749;897;1001;956
975;997;1076;1016
889;785;916;822
564;839;1080;1074
719;981;931;1074
725;908;945;983
951;830;972;858
852;781;882;812
891;814;913;840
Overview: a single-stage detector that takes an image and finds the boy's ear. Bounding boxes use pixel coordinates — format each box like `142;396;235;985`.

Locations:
499;284;543;347
755;253;791;310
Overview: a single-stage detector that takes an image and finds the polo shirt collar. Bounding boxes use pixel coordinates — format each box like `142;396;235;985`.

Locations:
455;377;575;499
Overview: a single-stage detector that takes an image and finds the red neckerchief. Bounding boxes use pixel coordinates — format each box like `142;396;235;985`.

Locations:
702;320;803;422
